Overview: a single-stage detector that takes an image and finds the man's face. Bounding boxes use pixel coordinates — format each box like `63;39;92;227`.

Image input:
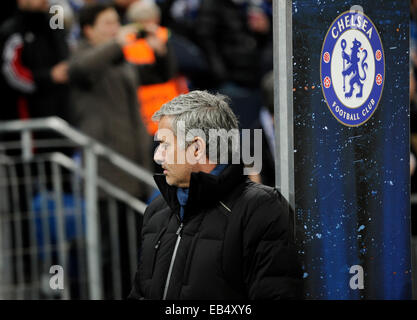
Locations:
86;8;120;45
154;116;194;188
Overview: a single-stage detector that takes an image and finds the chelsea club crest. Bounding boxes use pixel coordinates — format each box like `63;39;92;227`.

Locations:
320;11;385;126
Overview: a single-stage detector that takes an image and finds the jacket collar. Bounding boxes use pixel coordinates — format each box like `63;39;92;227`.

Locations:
154;164;246;217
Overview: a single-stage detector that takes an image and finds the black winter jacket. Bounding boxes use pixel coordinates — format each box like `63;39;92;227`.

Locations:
129;164;303;300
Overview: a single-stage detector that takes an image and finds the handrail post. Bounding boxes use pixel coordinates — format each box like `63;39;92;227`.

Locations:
273;0;295;238
84;145;102;300
21;129;33;161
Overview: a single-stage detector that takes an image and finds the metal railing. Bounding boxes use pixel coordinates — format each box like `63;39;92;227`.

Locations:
0;117;156;300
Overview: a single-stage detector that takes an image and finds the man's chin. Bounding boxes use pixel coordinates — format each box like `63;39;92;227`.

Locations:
166;176;185;188
165;176;174;186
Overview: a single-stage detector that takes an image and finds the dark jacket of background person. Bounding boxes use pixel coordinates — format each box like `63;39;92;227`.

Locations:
156;0;202;41
69;39;151;198
0;9;70;121
129;164;303;299
195;0;271;88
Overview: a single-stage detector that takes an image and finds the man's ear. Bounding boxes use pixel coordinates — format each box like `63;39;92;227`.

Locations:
193;137;207;160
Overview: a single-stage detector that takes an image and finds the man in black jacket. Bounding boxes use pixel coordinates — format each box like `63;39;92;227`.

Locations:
129;90;302;300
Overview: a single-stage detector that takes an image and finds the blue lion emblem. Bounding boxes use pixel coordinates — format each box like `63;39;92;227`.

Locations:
341;38;368;98
321;11;384;126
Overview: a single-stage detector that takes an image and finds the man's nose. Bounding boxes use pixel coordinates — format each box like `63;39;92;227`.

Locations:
153;145;164;166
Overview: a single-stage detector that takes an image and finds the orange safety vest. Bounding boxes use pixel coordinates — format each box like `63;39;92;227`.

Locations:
123;27;169;64
123;27;188;135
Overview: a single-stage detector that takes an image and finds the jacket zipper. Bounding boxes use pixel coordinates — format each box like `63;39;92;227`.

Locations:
162;222;184;300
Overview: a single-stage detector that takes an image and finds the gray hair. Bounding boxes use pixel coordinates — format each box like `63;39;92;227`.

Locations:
152;90;240;163
126;0;161;24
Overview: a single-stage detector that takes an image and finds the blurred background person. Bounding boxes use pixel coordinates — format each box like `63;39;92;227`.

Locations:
123;0;188;139
0;0;74;197
153;0;212;90
68;2;152;298
69;2;151;199
0;0;71;124
156;0;201;40
194;0;273;129
0;0;74;298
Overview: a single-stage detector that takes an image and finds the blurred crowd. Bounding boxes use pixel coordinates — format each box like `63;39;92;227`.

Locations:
2;0;417;199
0;0;275;200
